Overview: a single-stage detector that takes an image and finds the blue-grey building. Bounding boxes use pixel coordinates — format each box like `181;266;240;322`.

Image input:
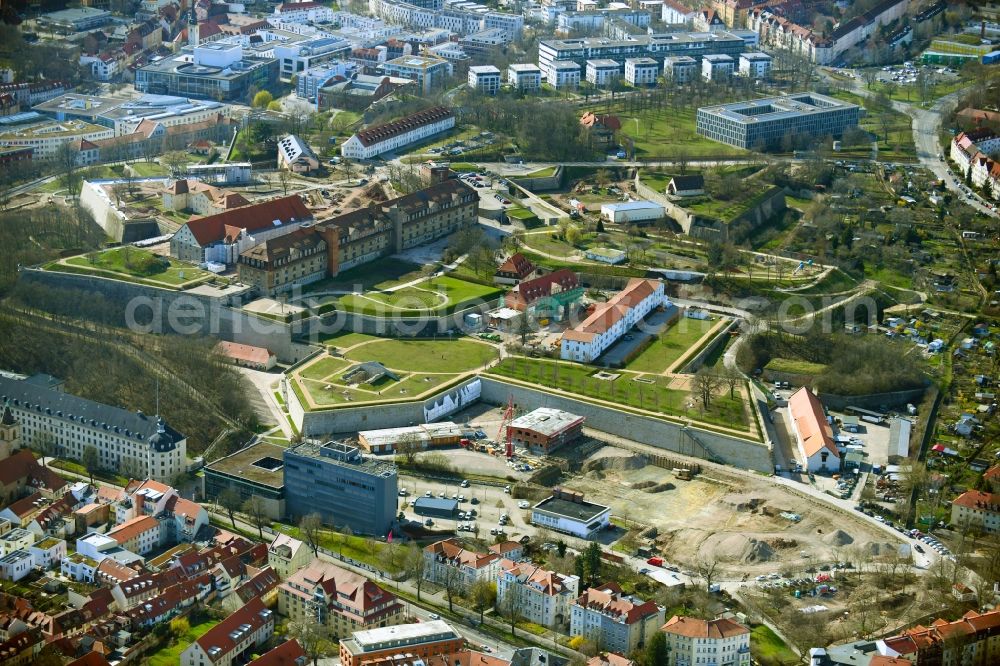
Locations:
283;441;397;536
413;497;459;519
696;92;862;150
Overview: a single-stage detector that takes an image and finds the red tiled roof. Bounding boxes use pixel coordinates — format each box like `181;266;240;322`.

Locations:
249;639;306;666
562;278;658;343
580;112;621;131
425;538;499;570
3;491;44;518
788;387;838;459
661;615;749;639
107;515;160;545
587;653;634;666
0;449;66;493
354;107;454;148
195;597;271;662
952;490;999;511
182;195;312;247
574;584;660;625
496;253;535;279
511;269;578;306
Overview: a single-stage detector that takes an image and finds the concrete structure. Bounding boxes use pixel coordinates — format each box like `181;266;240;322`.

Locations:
508;64;541;91
277;134;320;173
273;2;337;24
273;37;350;81
497;560;579;631
468;65;501;95
663;56;697;83
560;278;666;363
181;598;274;666
600;201;665;224
340;621;464;666
660;615;751;666
570;583;664;655
0;375;186;483
788;387;840;473
507;408;585;455
368;0;523;40
379;56;451;95
423;538;501;588
357;422;462;454
586;59;621;86
135;42;279;101
701;54;733;81
39;7;111;31
530;488;610;539
951;490;1000;534
738;52;771;78
624;58;658;86
205;441;286;520
539;32;744;75
340;106;455;159
283;441;398;536
546;61;582;89
0;118;113;159
278;558;404;638
696;92;862;150
318;74;410;112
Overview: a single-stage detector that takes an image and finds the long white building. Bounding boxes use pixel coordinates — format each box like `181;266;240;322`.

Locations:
0;374;187;483
340;106;455;159
661;615;751;666
560;278;667;363
369;0;523;38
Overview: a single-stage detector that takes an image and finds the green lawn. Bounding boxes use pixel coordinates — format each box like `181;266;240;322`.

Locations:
827;90;916;160
506;207;539;221
273;523;397;571
750;625;799;666
448;162;481;172
337;276;502;315
764;358;827;376
305;258;424;294
298;355;352;381
320;331;385;349
129;161;168;177
58;249;213;287
345;337;497;373
515;166;558;179
640;170;676;192
626;318;718;374
147;619;218;666
590;104;747;158
489;357;748;429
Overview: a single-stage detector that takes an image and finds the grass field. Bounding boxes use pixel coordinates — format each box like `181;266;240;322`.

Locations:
320;331;385;349
626;318;718;374
827;90;916;161
293;337;497;408
489;356;748;429
305;258;425;293
58;248;213;287
750;625;799;665
764;357;828;376
337;276;502;315
146;619;217;666
273;523;396;571
587;104;746;158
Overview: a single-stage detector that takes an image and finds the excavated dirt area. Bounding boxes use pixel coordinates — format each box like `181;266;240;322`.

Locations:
562;447;900;574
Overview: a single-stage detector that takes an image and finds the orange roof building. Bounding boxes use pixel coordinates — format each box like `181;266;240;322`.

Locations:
951;489;1000;534
105;515;161;555
661;615;750;666
560;278;666;362
787;387;839;473
181;598;274;666
571;583;665;655
423;538;501;588
215;341;276;370
498;560;579;631
494;253;536;285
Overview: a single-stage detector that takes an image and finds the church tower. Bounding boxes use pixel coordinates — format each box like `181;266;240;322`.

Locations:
188;5;200;48
0;401;21;461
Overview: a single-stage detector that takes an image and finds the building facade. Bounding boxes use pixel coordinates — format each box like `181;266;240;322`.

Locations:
951;490;1000;533
497;561;579;631
570;583;665;655
181;598;274;666
508;64;541;91
283;442;398;536
660;615;751;666
340;621;464;666
507;408;584;455
663;56;697;83
531;489;611;539
586;60;621;86
560;278;666;362
468;66;501;95
624;58;658;86
340;106;455;159
423;538;501;589
379;56;451;95
237;228;328;296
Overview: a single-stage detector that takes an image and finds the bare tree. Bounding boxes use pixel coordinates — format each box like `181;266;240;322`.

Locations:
242;495;269;539
722;366;742;399
404;543;427;601
299;512;324;556
691;367;720;410
217;488;242;529
394;432;422;466
289;620;334;666
469;578;496;623
277;168;292;196
442;563;465;613
694;555;720;591
499;581;522;636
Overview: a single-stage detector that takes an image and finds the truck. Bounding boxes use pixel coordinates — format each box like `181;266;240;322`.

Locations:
646;557;664;567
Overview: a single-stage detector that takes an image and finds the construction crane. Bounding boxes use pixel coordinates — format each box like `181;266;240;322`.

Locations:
497;395;515;460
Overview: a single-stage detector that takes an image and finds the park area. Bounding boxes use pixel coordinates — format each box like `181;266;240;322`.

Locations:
625;317;721;374
48;248;215;288
331;275;502;316
291;335;498;409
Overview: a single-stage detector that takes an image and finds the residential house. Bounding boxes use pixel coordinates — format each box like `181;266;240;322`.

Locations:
180;598;274;666
570;583;664;654
105;516;161;555
267;534;311;580
787;387;840;473
248;639;307;666
660;615;751;666
424;538;501;589
494;253;536;285
951;490;1000;533
497;560;579;631
504;269;582;321
161;180;249;216
879;608;1000;665
215;342;277;371
277;135;320;173
666;175;704;197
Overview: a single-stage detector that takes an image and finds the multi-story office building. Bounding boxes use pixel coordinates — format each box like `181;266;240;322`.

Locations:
508;64;541;91
539;32;744;75
38;7;111;32
273;36;351;81
379;55;452;95
0;118;113;159
340;106;455;159
624;57;658;85
570;583;664;655
0;375;186;483
278;558;404;637
661;615;751;666
204;441;287;520
283;442;398;536
135;42;279;101
546;61;581;88
586;59;621;86
340;621;464;666
738;52;771;78
695;92;861;150
468;65;501;94
701;53;734;81
497;561;580;631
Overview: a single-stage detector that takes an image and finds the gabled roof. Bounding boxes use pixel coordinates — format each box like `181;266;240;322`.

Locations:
353;107;454;148
500;561;574;596
661;615;749;639
496;253;535;278
0;449;66;493
181;195;312;247
952;489;999;512
106;515;159;545
562;278;659;343
668;174;704;191
573;584;660;625
195;597;272;662
3;491;45;518
235;566;280;604
248;639;306;666
512;269;579;306
425;538;499;570
216;341;274;366
788;387;838;459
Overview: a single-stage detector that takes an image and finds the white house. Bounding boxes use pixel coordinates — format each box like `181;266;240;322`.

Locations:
547;61;582;89
586;59;621;86
600;201;665;224
508;63;541;91
28;537;66;569
787;387;840;473
661;0;697;25
468;65;501;95
277;134;320;173
340;106;455;160
624;58;658;86
738;52;772;79
497;560;579;630
530;489;611;539
561;278;666;363
273;2;336;24
701;54;734;81
661;615;751;666
0;550;34;582
61;552;99;582
423;538;501;589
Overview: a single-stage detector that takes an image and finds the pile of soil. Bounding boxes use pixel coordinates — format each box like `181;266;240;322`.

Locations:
704;533;776;563
823;529;855;547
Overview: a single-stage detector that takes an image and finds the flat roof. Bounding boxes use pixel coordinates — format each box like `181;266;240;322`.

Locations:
542;31;743;51
626;57;659;65
41;7;110;20
351;620;457;649
533;495;609;522
699;92;860;125
0;118;109;139
413;497;459;511
205;440;288;489
287;440;398;477
509;63;541;71
470;65;501;74
34;93;123;116
601;200;664;212
587;59;621;67
510;407;584;437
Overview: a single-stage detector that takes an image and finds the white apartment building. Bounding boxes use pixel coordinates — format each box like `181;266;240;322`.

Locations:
701;54;734;81
561;278;666;363
379;55;452;95
79;52;124;82
424;538;501;589
106;515;162;555
508;63;541;91
182;598;274;666
468;65;501;95
624;57;658;86
586;59;621;86
661;615;751;666
273;2;337;24
497;561;579;630
738;52;771;79
663;56;697;83
951;490;1000;534
547;61;581;88
0;119;113;159
272;35;350;80
340;106;455;159
570;583;665;655
0;375;187;483
0;550;33;582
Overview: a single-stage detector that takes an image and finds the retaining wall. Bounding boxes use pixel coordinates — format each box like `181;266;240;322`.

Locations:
511;166;564;192
818;387;927;412
681;318;739;373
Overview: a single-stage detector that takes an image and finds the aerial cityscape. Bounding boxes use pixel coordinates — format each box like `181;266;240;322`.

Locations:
0;0;999;665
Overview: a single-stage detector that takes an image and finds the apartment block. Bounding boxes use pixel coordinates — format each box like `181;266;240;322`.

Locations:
661;615;751;666
468;65;501;95
340;105;455;159
570;583;664;655
663;56;697;83
508;64;541;91
624;58;658;86
586;59;621;86
497;560;579;631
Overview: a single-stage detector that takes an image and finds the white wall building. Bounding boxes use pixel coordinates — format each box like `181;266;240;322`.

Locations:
787;387;840;473
547;61;581;88
738;52;771;79
600;200;665;224
497;561;579;630
701;54;734;81
624;57;658;85
530;489;611;539
570;583;665;655
586;59;621;86
661;615;751;666
0;119;113;159
273;2;337;24
508;63;541;91
340;106;455;159
277;134;320;173
468;65;501;95
561;278;666;363
0;550;34;582
663;56;697;83
424;538;501;589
